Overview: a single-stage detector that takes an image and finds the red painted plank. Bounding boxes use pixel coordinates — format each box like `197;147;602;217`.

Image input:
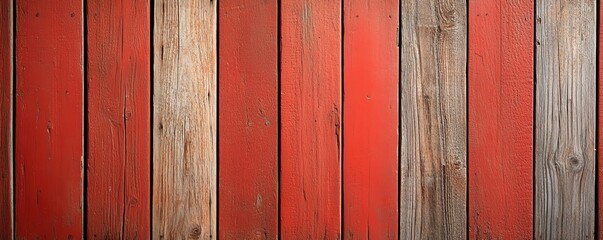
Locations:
15;0;83;238
468;0;533;238
343;0;398;238
218;1;278;239
0;0;12;238
87;0;150;238
280;0;342;238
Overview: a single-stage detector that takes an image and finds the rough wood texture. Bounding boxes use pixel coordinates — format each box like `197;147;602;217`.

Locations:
15;0;83;238
153;0;216;239
468;0;533;239
0;0;12;238
343;0;398;238
535;0;596;239
399;0;467;238
87;0;150;238
280;0;342;238
218;0;278;239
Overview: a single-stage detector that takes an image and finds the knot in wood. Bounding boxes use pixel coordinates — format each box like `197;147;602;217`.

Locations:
129;197;138;206
568;156;583;172
189;225;202;238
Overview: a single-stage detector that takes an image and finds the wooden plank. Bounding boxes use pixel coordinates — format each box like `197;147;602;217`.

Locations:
153;0;216;239
87;0;150;238
218;0;278;239
0;0;12;238
535;0;596;239
342;0;398;238
280;0;342;238
399;0;467;238
15;0;83;238
468;0;533;238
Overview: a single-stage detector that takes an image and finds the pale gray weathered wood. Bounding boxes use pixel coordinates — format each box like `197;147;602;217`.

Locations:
535;0;596;239
399;0;467;239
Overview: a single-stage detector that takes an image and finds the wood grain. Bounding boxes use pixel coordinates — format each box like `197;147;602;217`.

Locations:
468;0;533;239
0;0;12;238
218;0;278;239
15;0;83;238
399;0;467;239
153;0;216;239
280;0;342;238
87;0;150;238
535;0;596;239
343;0;398;238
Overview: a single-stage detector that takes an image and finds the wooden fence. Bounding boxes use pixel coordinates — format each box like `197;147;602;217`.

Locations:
0;0;600;239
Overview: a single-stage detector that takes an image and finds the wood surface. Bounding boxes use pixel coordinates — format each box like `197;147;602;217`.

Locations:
399;0;467;239
280;0;342;238
0;0;11;238
535;0;596;239
343;0;398;238
218;0;278;239
87;0;150;238
468;0;533;239
153;0;217;239
15;0;84;238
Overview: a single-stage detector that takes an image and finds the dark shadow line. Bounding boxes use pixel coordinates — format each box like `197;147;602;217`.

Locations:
149;0;154;238
277;0;282;238
82;0;89;238
11;0;16;238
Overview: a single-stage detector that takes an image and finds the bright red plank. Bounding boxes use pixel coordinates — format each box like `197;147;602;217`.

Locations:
15;0;83;238
468;0;533;238
218;0;278;239
343;0;398;238
280;0;342;238
0;0;12;238
87;0;150;238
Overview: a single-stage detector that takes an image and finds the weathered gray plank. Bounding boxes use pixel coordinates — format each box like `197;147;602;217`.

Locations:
399;0;467;239
153;0;217;239
535;0;596;239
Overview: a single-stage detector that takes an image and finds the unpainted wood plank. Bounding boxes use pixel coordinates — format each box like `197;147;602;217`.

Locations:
280;0;342;238
535;0;596;239
153;0;217;239
218;0;278;239
0;0;12;238
468;0;533;239
87;0;150;238
343;0;399;238
15;0;84;238
399;0;467;239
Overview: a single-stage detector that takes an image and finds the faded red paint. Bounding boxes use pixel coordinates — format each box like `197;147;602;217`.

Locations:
343;0;399;238
0;0;12;238
280;0;342;238
87;0;150;238
15;0;83;238
218;0;278;239
468;0;533;238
